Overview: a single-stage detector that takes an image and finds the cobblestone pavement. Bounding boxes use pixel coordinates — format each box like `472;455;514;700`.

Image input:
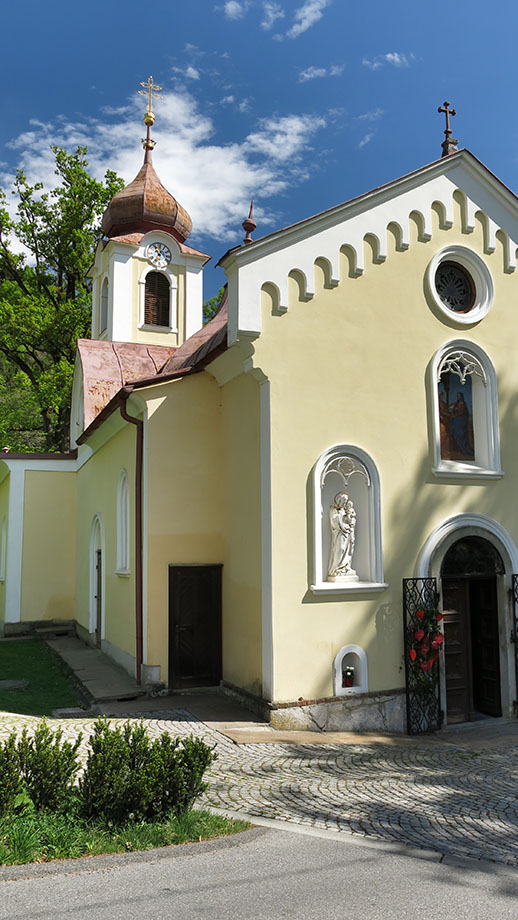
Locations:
1;710;518;867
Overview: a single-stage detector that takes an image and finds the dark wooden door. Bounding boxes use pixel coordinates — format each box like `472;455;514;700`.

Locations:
470;578;501;717
168;565;222;689
442;578;472;724
442;576;501;723
95;549;102;649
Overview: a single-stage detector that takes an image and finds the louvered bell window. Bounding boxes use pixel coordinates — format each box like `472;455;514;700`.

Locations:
144;272;170;327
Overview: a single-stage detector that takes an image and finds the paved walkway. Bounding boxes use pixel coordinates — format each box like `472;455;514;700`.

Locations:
2;634;518;866
1;704;518;867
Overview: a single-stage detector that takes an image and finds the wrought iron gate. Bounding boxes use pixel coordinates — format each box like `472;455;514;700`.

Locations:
403;577;442;735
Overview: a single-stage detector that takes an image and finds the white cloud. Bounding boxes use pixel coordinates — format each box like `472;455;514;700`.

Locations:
220;0;248;20
1;92;329;244
245;113;326;161
298;63;344;82
358;108;383;121
358;132;374;149
172;65;201;81
287;0;331;39
261;1;285;29
220;95;235;104
362;52;412;71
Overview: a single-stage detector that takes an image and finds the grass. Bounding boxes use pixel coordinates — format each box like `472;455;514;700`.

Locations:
0;810;251;866
0;638;82;716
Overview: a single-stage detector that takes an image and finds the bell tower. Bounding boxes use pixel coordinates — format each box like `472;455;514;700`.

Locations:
89;77;209;347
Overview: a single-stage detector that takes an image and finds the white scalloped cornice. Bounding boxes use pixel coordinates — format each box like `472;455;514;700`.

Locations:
221;151;518;340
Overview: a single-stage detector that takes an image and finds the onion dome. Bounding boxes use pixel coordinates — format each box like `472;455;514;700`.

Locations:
102;81;192;243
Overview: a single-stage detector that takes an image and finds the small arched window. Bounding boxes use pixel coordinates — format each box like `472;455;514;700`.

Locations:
430;340;501;479
100;278;108;334
144;272;170;327
116;470;130;574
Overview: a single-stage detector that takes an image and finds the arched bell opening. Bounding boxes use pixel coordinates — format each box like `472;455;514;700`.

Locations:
441;536;504;724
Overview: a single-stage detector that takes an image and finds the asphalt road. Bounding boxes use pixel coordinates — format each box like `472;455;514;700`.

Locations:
1;825;517;920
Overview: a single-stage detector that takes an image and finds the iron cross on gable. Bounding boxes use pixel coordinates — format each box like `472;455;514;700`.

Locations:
438;101;456;138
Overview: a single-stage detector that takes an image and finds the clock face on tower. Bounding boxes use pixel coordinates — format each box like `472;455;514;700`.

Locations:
146;242;172;268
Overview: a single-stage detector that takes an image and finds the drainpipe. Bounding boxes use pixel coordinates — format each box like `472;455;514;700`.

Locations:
119;387;144;684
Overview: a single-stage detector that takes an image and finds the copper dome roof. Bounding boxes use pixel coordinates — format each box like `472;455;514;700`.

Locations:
102;154;192;243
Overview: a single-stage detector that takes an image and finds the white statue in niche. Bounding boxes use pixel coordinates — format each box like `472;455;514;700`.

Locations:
328;492;358;582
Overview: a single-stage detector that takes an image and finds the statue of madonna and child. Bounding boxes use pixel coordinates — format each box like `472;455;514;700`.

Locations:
327;491;359;582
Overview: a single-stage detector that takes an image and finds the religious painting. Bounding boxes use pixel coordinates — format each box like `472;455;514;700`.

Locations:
438;372;475;461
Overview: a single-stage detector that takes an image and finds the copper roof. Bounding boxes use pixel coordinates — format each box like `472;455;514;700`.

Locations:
102;160;192;243
78;340;177;429
159;287;228;375
104;231;210;261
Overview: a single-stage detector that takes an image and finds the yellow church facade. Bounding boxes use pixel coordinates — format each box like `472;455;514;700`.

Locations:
1;115;518;733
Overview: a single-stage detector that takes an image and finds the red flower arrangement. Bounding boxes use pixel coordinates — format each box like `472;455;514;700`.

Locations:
409;608;444;673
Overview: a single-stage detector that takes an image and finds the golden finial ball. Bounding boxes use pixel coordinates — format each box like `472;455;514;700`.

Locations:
144;111;155;126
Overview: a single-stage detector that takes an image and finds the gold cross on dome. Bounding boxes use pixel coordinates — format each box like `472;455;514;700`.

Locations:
138;76;163;114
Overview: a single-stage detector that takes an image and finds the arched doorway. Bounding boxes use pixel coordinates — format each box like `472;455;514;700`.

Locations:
441;536;503;723
89;515;105;648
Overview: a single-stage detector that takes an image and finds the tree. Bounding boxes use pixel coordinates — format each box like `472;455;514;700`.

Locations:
0;146;124;452
203;287;225;325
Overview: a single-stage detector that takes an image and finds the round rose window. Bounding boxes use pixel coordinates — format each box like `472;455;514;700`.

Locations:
434;261;476;313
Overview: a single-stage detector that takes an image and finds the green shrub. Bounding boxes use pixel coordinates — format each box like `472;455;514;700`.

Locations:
16;719;82;812
0;733;23;816
79;718;215;825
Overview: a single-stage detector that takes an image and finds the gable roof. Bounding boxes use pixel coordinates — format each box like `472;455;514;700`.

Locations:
218;149;518;267
218;149;518;336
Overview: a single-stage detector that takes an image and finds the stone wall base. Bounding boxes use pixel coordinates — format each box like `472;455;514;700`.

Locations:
270;689;406;734
221;680;407;734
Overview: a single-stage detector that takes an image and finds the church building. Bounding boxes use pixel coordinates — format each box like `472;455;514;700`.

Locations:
1;95;518;734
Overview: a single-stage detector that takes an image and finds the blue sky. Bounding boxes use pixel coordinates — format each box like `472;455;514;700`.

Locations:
2;0;518;298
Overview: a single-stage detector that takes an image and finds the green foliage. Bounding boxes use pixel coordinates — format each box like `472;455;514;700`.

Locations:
203;286;225;324
16;719;82;812
0;809;249;866
0;146;124;451
0;733;23;816
79;718;215;825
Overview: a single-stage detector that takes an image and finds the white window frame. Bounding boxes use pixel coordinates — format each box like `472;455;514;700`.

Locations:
425;246;494;324
430;339;502;480
138;265;178;332
310;444;386;595
116;470;130;576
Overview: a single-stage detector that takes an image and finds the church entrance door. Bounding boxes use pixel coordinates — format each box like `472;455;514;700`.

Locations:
441;537;503;724
168;565;222;690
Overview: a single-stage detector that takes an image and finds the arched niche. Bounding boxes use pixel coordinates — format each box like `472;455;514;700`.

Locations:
311;445;386;595
429;339;501;480
333;644;368;696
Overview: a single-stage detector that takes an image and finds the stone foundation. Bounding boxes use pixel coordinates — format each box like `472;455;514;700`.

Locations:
270;689;406;734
